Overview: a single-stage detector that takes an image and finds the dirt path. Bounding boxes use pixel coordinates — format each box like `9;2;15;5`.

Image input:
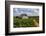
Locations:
33;19;39;27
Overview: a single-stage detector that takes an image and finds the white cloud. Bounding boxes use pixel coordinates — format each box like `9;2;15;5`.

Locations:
13;8;39;16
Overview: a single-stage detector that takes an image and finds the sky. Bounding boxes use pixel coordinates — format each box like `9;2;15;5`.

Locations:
13;8;39;16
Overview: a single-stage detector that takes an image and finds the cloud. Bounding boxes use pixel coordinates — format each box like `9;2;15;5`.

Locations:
13;8;39;16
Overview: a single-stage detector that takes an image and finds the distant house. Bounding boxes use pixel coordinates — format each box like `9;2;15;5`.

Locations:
20;14;28;19
16;14;28;19
20;14;27;17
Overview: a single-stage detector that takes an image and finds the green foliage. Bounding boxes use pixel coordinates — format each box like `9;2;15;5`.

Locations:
13;16;39;27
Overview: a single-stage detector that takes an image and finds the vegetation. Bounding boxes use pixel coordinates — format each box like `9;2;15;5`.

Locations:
13;16;39;27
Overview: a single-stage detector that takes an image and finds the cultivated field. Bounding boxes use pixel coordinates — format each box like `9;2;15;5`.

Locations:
13;16;39;27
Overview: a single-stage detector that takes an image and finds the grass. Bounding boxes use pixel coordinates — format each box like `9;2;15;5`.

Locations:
13;16;39;27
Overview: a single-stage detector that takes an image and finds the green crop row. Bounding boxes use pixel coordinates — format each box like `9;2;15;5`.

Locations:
13;16;39;27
